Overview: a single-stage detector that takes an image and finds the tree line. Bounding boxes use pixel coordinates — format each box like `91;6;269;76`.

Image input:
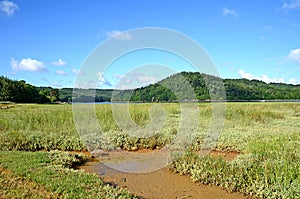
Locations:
1;72;299;103
128;72;300;102
0;76;56;103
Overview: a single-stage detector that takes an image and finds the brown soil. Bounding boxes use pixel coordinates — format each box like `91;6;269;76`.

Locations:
76;150;251;199
202;150;240;161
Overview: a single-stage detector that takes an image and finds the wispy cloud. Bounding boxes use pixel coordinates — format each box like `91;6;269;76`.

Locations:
11;58;48;72
72;68;80;75
287;48;300;63
222;7;238;17
56;70;68;76
238;69;299;84
282;0;300;10
96;72;112;87
0;0;18;17
114;72;158;89
267;48;300;66
105;30;132;40
52;58;67;66
42;77;63;88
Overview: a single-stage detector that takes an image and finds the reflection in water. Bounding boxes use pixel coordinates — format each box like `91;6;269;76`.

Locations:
95;149;170;173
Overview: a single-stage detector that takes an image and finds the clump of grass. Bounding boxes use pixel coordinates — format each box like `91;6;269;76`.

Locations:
108;131;173;150
88;103;181;151
0;130;85;151
293;106;300;117
0;151;136;198
172;132;300;199
48;150;88;168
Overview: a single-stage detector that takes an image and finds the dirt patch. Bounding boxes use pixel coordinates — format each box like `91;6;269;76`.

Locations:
203;150;240;161
76;150;251;199
0;104;15;109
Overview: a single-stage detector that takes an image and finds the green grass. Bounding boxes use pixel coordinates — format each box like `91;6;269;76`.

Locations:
0;102;299;198
0;104;84;151
1;102;298;152
171;132;300;199
0;150;136;199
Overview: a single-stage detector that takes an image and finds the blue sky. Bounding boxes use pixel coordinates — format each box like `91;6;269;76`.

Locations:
1;0;300;88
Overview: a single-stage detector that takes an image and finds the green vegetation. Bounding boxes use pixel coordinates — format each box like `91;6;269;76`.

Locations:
0;104;84;151
0;103;299;152
0;102;299;198
172;133;300;199
70;72;300;102
0;103;180;151
0;150;136;198
0;76;51;103
130;72;300;101
1;72;299;104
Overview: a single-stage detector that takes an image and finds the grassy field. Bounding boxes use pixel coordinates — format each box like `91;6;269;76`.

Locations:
0;102;299;198
0;150;136;198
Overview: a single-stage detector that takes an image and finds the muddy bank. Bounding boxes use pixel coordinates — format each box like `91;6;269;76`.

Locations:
76;150;252;199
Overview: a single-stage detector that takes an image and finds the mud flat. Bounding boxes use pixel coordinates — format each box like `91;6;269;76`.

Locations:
77;150;252;199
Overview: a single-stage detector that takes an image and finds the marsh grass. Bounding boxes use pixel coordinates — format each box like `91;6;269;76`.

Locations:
0;150;136;198
0;103;299;152
172;132;300;198
0;102;299;198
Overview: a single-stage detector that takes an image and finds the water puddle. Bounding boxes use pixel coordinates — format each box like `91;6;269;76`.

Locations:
94;149;169;173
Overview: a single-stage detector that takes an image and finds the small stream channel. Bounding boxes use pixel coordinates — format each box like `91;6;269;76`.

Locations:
76;150;252;199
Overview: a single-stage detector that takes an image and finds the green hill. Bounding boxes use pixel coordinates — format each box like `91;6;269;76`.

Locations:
129;72;300;101
1;72;299;103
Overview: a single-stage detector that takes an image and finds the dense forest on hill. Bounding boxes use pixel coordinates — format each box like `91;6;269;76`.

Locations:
0;76;51;103
1;72;299;103
128;72;300;101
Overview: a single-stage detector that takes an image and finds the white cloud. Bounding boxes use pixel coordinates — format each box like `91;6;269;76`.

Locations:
74;80;98;89
238;70;255;80
11;58;47;72
56;70;67;76
52;58;67;66
287;48;300;63
96;72;112;87
238;69;300;85
115;72;158;89
72;68;80;75
105;30;132;40
0;0;18;17
222;7;238;17
288;78;300;84
282;0;300;10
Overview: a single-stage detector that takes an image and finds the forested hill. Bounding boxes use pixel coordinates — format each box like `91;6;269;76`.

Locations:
1;72;299;103
129;72;300;101
0;76;51;103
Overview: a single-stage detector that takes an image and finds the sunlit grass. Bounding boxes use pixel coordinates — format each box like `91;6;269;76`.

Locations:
0;150;136;198
0;102;299;152
0;102;299;198
172;132;300;198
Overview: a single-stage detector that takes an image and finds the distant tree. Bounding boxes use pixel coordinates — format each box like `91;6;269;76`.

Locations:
50;89;59;102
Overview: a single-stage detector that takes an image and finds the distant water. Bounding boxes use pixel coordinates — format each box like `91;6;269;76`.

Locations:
72;102;125;104
72;100;300;104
